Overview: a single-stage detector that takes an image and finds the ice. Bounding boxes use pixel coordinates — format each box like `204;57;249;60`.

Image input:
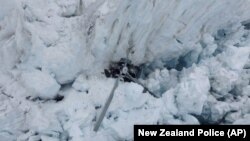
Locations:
56;0;80;17
210;65;239;97
175;67;210;115
19;69;61;99
7;0;249;76
243;86;250;96
234;114;250;124
201;101;231;124
0;0;250;140
0;0;15;21
72;74;89;92
41;43;85;84
146;69;179;96
218;46;250;71
181;114;200;124
160;66;210;116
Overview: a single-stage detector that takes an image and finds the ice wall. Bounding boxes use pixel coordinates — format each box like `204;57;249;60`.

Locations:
0;0;250;140
1;0;250;84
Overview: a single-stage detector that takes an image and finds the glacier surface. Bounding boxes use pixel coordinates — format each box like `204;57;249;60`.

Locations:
0;0;250;140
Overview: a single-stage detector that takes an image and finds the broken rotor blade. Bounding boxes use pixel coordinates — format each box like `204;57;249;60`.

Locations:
125;73;160;98
94;78;119;132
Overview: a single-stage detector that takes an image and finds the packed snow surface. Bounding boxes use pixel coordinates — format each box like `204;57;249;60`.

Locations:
0;0;250;140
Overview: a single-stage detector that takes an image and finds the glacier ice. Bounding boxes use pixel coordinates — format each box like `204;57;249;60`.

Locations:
19;69;61;99
0;0;250;140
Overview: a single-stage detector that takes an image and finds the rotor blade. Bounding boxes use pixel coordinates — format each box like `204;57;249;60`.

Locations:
94;78;119;132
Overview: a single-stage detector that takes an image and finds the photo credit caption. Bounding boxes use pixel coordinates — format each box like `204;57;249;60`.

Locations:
134;125;250;141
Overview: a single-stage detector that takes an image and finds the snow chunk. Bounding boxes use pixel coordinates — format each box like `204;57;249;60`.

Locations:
219;46;250;71
56;0;80;17
181;114;200;124
88;80;162;140
176;67;210;115
234;114;250;124
200;34;217;59
109;82;150;112
161;88;179;116
20;69;61;99
203;33;215;45
42;45;84;84
146;69;179;96
0;0;15;21
72;74;89;92
201;101;231;124
210;67;239;97
243;86;250;96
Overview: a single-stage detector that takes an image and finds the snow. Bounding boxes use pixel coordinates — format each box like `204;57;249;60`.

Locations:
175;66;210;115
0;0;15;21
72;74;89;92
243;86;250;96
56;0;80;17
19;69;61;99
218;46;250;71
0;0;250;140
234;114;250;124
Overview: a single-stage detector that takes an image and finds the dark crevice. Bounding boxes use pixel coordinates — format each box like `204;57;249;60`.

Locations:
141;50;200;77
116;32;122;45
26;96;31;100
216;97;227;102
35;67;42;71
176;38;183;44
87;23;95;36
217;110;238;124
175;55;189;71
60;81;74;91
209;86;231;101
92;116;97;122
214;29;229;41
228;86;240;96
212;46;224;56
54;95;64;102
0;130;14;135
30;97;43;102
242;20;250;30
22;129;30;134
212;28;233;56
61;13;78;18
191;114;217;125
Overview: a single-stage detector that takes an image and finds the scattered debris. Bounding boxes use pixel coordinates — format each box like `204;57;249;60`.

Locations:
104;58;159;97
104;58;141;82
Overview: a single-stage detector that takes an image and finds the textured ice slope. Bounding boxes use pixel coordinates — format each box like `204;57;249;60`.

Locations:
1;0;250;82
0;0;250;140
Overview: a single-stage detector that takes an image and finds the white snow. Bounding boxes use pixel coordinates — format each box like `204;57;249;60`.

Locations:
234;114;250;124
175;67;210;115
218;46;250;71
19;69;61;99
0;0;250;140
